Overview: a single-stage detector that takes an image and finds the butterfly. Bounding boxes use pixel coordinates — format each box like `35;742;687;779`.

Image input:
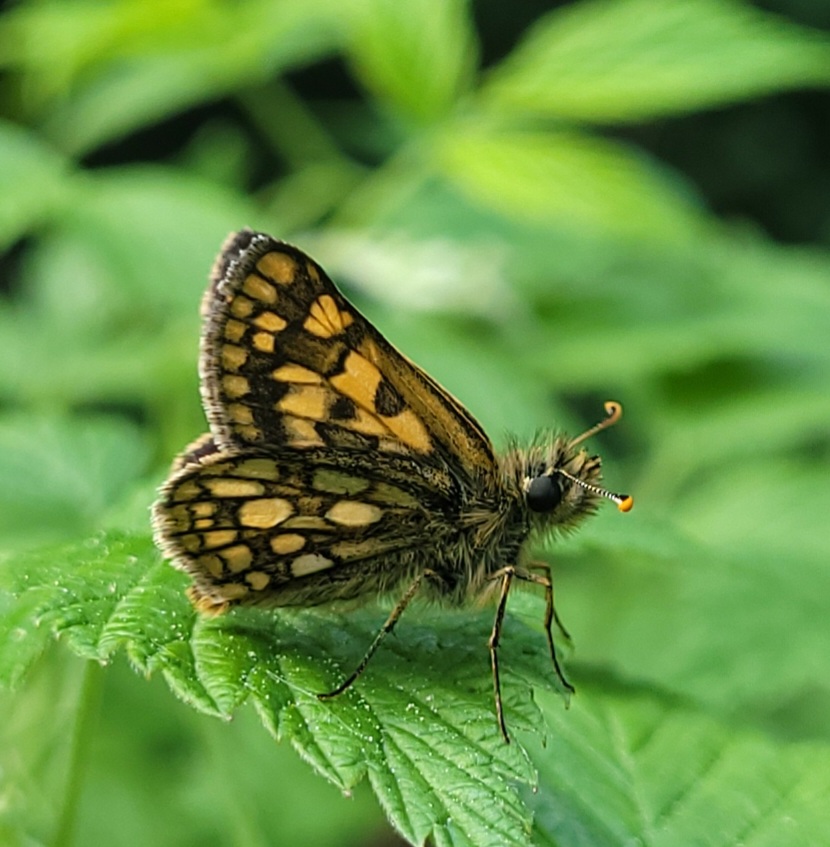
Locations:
152;229;632;742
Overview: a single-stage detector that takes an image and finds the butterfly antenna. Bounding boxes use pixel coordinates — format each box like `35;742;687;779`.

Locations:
562;401;633;512
555;468;633;512
568;401;624;449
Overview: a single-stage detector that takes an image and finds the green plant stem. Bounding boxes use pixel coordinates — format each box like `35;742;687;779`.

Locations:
199;719;271;847
237;78;349;170
239;75;432;229
52;661;104;847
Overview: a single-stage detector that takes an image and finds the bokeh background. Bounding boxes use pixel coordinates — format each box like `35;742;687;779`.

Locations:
1;0;829;845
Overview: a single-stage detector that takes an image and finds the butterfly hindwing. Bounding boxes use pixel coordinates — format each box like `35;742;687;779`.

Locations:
199;230;496;481
153;445;460;609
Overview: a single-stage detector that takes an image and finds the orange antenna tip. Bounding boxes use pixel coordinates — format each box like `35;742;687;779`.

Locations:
616;495;634;513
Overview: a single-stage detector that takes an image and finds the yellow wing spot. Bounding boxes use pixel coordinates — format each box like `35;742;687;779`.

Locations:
229;296;254;318
330;351;381;409
222;344;248;371
306;262;320;283
164;505;191;532
371;482;419;507
284;416;325;447
238;497;293;528
224;319;247;342
223;375;250;398
193;518;213;530
242;273;277;304
304;295;354;338
200;461;230;476
245;571;271;590
297;494;324;514
234;423;263;442
234;458;280;480
222;544;254;573
270;533;306;554
283;516;330;530
346;408;389;437
272;363;322;384
180;534;201;552
329;352;430;450
228;403;254;425
291;553;334;577
203;529;238;549
257;251;298;285
312;469;370;494
277;385;328;421
215;583;249;602
325;500;383;527
197;554;224;579
252;332;275;353
380;408;431;453
205;478;265;498
191;501;217;518
172;479;202;501
253;311;287;332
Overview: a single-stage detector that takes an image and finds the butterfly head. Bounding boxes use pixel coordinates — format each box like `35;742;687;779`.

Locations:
520;402;633;531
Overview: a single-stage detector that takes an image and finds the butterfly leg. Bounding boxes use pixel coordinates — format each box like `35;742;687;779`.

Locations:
318;568;438;701
526;560;572;645
488;565;576;743
516;565;575;695
488;566;516;743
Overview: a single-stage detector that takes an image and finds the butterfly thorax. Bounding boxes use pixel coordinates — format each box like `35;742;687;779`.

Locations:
414;433;606;605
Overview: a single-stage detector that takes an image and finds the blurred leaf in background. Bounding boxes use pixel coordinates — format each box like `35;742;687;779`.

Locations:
1;0;829;845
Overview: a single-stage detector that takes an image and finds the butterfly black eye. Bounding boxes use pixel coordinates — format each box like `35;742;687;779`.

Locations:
526;475;563;513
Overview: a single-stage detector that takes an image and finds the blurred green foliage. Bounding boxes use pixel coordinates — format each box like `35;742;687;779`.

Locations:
1;0;829;845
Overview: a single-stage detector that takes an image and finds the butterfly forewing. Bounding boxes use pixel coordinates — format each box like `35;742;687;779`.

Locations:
199;230;496;480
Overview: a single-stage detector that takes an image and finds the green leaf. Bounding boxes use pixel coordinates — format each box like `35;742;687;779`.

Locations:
0;301;196;434
343;0;478;122
0;535;150;686
645;388;830;498
530;685;830;845
2;531;583;846
557;480;830;734
500;229;830;397
65;165;258;315
482;0;830;123
1;0;343;154
0;415;150;549
0;121;70;247
432;127;706;242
